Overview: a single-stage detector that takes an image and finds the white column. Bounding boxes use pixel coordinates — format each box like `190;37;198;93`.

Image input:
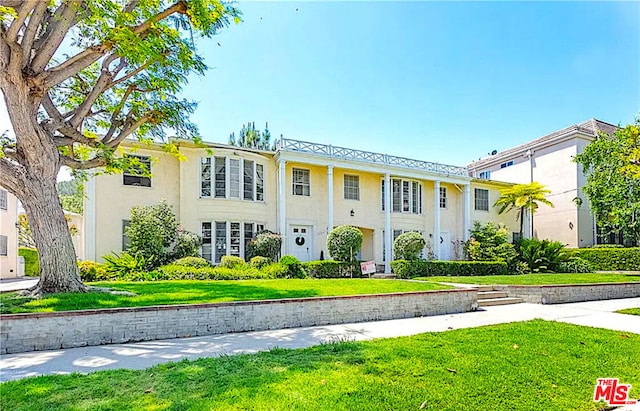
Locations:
463;184;471;240
84;173;96;261
384;173;392;273
327;165;334;234
434;180;441;260
278;160;286;255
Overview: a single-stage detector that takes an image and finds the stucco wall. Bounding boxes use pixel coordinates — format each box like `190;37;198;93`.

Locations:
0;187;19;279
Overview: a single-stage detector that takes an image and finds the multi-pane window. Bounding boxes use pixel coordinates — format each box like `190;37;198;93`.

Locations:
293;168;310;196
215;222;227;263
474;188;489;211
123;155;151;187
344;175;360;200
382;179;422;214
230;222;241;257
500;160;514;169
202;221;266;263
0;235;7;256
201;222;212;262
122;220;131;251
0;189;7;210
201;157;265;201
478;171;491;180
439;187;447;208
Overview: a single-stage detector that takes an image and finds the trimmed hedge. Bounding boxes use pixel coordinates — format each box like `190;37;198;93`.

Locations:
78;260;107;282
391;260;510;278
567;248;640;271
18;247;39;276
171;257;210;268
302;260;366;278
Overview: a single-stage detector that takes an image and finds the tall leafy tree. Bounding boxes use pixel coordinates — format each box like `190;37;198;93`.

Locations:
0;0;239;295
229;121;273;150
574;120;640;246
494;182;554;239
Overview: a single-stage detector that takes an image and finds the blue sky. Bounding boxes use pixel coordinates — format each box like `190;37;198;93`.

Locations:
184;1;639;165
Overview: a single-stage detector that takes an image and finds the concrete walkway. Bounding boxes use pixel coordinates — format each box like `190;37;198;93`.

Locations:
1;297;639;384
0;277;38;293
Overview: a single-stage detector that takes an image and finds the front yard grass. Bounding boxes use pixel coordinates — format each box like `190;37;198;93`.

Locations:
1;320;637;410
618;308;640;316
0;279;451;314
417;273;640;285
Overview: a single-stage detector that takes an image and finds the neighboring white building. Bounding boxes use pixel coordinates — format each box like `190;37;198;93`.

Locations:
467;119;619;248
85;138;518;271
0;185;19;278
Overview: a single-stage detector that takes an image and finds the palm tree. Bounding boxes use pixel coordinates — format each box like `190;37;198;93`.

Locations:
494;182;554;239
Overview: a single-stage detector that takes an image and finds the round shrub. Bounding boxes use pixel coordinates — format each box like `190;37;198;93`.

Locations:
393;232;426;260
249;256;272;269
246;232;282;261
171;256;210;268
260;262;289;278
219;256;247;270
78;260;107;282
556;257;594;273
279;255;307;278
327;225;363;262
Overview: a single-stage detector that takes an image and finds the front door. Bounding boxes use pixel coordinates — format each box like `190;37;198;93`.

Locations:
290;226;312;262
439;231;451;260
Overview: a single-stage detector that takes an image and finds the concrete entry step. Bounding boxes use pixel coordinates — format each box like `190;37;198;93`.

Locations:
371;273;397;279
475;285;495;292
478;297;524;307
478;291;508;300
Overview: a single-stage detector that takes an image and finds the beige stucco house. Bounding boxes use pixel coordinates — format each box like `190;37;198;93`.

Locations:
0;185;19;278
85;138;517;271
467;119;619;248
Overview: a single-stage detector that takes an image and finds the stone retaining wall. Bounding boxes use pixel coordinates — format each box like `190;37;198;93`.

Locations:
0;289;477;354
494;283;640;304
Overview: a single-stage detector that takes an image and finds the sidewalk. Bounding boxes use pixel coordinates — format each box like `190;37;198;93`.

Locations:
0;277;38;293
2;297;639;383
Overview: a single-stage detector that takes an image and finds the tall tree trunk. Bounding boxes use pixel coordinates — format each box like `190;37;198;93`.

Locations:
20;177;85;296
519;206;525;239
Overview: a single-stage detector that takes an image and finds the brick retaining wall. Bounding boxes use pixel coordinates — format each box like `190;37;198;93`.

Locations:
494;283;640;304
0;289;477;354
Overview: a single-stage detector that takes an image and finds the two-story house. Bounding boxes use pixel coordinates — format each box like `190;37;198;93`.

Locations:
467;119;619;248
85;138;517;271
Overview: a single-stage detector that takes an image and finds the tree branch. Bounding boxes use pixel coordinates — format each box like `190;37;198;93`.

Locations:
20;0;49;68
132;1;187;35
102;84;136;143
110;59;153;87
0;156;25;195
5;0;37;44
61;155;107;170
107;115;149;148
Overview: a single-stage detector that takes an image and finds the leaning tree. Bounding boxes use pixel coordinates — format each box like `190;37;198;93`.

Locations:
0;0;239;295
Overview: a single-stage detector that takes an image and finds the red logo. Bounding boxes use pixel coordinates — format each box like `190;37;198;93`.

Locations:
594;378;637;406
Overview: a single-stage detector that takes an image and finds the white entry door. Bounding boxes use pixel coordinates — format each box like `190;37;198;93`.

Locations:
439;231;451;260
290;226;312;262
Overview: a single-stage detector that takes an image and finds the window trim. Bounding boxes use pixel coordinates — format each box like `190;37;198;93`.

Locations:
439;186;447;209
381;178;422;214
123;155;152;187
0;234;7;256
343;174;360;201
200;156;266;202
292;167;311;196
0;189;7;211
474;188;490;211
202;221;266;263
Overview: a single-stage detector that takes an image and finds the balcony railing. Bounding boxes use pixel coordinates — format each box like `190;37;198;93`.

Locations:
276;138;468;177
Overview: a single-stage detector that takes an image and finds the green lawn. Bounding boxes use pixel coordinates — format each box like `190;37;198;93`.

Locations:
1;320;637;410
618;308;640;316
417;273;640;285
0;279;451;314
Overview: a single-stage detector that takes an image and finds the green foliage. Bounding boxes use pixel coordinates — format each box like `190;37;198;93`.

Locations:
279;255;307;278
567;247;640;271
327;225;363;262
18;247;39;276
302;261;367;278
57;179;84;214
103;252;148;278
517;239;567;272
259;263;289;279
229;122;274;150
220;256;247;270
556;257;594;274
125;201;200;268
391;260;509;278
494;182;553;236
393;232;426;260
249;256;272;269
151;265;270;281
464;221;517;267
246;232;282;261
574;120;640;246
171;257;210;268
17;215;35;248
77;261;108;282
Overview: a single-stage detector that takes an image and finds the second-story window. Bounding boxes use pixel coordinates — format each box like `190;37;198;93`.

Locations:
478;171;491;180
243;160;254;200
123;155;151;187
293;168;310;196
381;179;422;214
474;188;489;211
344;175;359;200
0;189;7;210
439;187;447;208
201;157;265;201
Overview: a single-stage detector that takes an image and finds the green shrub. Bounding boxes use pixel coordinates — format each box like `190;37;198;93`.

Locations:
327;225;363;262
77;260;108;282
18;247;39;276
279;255;307;278
103;252;148;277
260;263;289;278
393;232;426;260
567;247;640;271
249;256;272;269
219;256;247;269
556;257;594;274
391;260;509;278
517;239;567;272
302;260;367;278
464;222;517;267
592;244;624;248
246;232;282;260
172;230;202;260
171;256;210;268
156;264;269;280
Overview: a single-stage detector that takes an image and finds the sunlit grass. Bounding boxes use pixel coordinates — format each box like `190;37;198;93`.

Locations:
618;307;640;316
418;273;640;285
1;320;637;410
0;279;451;314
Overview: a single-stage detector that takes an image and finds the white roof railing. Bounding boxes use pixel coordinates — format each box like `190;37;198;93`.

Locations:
276;138;468;177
